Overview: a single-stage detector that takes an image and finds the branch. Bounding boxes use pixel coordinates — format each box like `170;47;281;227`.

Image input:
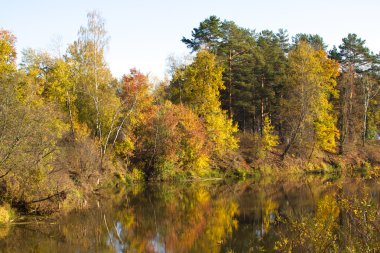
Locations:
112;94;138;147
0;168;12;179
26;190;67;204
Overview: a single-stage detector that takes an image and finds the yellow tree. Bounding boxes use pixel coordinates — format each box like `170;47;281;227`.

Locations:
68;11;120;163
262;115;279;153
0;30;69;207
282;41;339;158
313;50;340;152
170;50;238;155
47;59;77;137
0;29;16;74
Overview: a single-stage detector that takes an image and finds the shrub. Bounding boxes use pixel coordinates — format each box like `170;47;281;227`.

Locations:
0;204;13;224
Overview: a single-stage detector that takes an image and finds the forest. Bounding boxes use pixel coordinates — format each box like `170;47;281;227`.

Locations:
0;12;379;215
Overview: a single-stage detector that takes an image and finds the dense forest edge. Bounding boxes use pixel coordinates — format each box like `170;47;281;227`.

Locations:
0;12;379;218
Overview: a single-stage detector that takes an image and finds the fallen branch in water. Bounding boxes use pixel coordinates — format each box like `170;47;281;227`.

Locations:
26;190;67;204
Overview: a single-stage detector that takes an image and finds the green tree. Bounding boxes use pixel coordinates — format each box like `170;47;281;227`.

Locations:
255;30;288;135
182;17;291;136
218;21;258;126
293;33;326;50
182;15;224;53
330;34;379;151
182;17;258;131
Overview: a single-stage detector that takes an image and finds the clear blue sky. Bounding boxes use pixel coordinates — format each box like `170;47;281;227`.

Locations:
1;0;379;79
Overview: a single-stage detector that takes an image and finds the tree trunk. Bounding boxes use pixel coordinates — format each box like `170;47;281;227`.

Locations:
66;91;75;139
228;50;233;118
260;76;265;136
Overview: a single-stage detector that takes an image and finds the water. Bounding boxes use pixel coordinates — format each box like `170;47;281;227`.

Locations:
0;176;379;252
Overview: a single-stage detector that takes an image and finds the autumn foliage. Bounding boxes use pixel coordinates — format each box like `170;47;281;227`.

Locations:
134;101;210;180
0;13;379;215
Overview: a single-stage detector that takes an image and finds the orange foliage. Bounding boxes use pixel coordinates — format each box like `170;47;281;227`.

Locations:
120;68;150;101
134;101;210;179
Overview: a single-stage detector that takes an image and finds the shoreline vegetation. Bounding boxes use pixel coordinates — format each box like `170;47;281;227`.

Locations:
0;12;379;218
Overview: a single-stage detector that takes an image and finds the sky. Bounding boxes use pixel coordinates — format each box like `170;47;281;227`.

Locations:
1;0;379;79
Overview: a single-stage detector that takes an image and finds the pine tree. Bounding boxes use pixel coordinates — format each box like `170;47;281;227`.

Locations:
331;34;378;151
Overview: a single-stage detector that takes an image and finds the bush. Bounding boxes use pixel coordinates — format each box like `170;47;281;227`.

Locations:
0;204;13;224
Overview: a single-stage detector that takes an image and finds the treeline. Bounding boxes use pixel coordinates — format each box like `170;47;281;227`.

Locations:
0;13;379;213
181;16;379;158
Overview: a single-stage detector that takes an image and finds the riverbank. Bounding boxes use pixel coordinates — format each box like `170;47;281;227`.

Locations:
234;137;380;178
1;139;379;221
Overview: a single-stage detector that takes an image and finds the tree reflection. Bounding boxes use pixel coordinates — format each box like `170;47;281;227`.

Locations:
56;182;241;253
0;177;379;252
275;183;380;252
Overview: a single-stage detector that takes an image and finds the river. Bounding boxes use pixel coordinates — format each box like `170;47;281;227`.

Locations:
0;176;379;252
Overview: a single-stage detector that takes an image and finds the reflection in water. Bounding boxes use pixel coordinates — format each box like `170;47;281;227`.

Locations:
0;177;379;252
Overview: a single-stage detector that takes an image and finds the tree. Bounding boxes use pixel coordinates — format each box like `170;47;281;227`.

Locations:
47;59;77;137
182;15;224;53
0;29;16;73
330;34;378;151
360;68;379;145
254;30;288;135
134;101;210;179
67;11;120;163
182;16;260;131
218;21;257;123
110;69;154;160
170;50;238;155
293;33;327;51
262;115;279;153
19;49;78;136
282;41;339;158
182;17;292;136
0;31;69;209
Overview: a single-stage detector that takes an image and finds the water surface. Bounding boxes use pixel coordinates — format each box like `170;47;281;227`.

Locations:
0;176;379;252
